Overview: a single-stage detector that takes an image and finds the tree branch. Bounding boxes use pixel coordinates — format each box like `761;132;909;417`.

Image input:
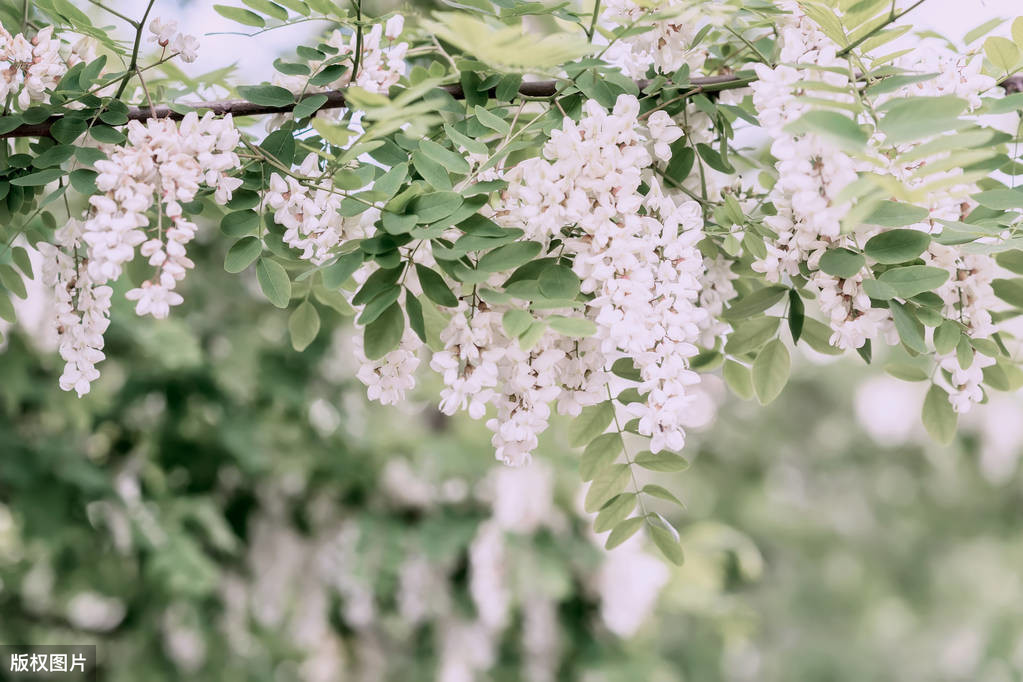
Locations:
3;74;1021;140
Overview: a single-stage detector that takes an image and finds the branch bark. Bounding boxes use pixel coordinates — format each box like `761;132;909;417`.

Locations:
4;74;1022;140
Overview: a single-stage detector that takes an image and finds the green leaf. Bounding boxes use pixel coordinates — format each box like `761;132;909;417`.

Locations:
224;236;262;273
256;257;291;308
985;36;1021;74
11;246;32;279
260;128;295;165
646;516;684;565
88;125;124;144
415;264;459;307
889;300;926;353
752;339;790;405
405;291;427;343
877;265;950;298
966;17;1004;44
864;229;931;264
995;250;1023;275
580;433;623;481
50;116;87;144
604;516;644;549
411;150;452;189
788;110;867;149
922;384;957;445
722;359;754;399
311;118;352;147
214;5;266;27
664;144;694;184
0;265;26;299
861;278;897;300
788;289;805;343
724;316;780;354
547;315;596;337
818;248;865;278
309;64;346;86
237;84;294;107
584;463;630;513
879;96;969;145
424;12;593;72
409;191;463;223
933;320;961;355
477;241;542;272
220;210;260;237
611;358;641;382
243;0;289;20
288;300;320;351
323;250;364;289
292;93;329;119
363;302;405;360
537;264;580;299
502;309;533;338
992;278;1023;307
799;317;843;355
642;484;685;508
594;494;637;533
473;105;511;135
418;139;470;174
31;144;75;169
357;287;402;325
721;285;787;320
11;169;64;186
568;401;614;447
634;451;689;472
973;188;1023;209
883;362;929;381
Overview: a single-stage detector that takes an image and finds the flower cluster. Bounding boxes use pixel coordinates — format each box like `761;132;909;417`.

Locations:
503;96;708;454
750;2;1002;412
37;220;113;397
0;25;92;110
601;0;708;78
87;113;241;317
148;17;199;63
40;113;240;395
269;16;407;128
264;154;372;264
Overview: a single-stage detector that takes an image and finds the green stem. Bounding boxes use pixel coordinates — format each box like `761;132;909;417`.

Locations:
87;0;140;27
351;0;363;85
723;25;772;66
114;0;158;99
836;0;928;58
586;0;602;42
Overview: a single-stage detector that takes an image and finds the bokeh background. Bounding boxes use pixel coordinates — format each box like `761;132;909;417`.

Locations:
3;1;1023;681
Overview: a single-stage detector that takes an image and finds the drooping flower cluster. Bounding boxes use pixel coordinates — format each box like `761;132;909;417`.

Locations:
750;8;858;281
269;16;407;128
37;220;113;397
0;25;92;110
264;154;372;265
506;96;708;454
749;2;1003;414
600;0;709;78
85;112;241;322
148;16;200;63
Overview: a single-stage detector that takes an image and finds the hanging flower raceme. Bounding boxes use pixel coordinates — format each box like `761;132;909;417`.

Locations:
37;220;113;397
11;0;1023;563
85;112;242;321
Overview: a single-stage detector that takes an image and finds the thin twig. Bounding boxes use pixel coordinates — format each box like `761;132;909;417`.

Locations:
113;0;157;99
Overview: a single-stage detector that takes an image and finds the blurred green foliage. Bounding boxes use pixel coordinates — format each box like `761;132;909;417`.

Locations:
1;213;1022;682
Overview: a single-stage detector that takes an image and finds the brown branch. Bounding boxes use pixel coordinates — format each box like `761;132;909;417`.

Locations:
4;74;1022;140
